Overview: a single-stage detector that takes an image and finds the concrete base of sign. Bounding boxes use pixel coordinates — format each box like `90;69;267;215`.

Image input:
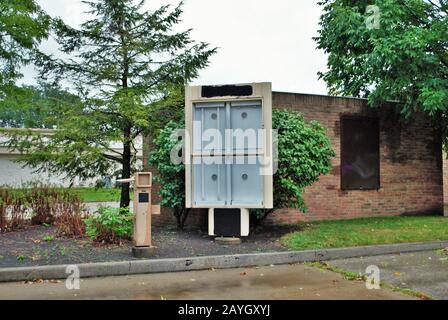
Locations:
132;246;156;258
214;237;242;245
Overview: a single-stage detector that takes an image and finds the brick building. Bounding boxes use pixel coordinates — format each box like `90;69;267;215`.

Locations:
149;91;444;226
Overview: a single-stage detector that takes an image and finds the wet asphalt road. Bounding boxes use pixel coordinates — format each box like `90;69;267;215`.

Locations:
0;264;409;300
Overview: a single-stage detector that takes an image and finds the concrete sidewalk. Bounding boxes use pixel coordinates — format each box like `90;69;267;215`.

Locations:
327;250;448;300
0;264;412;300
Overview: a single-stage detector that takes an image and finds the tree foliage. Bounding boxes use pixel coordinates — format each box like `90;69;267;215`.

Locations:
0;83;79;128
4;0;216;207
315;0;448;122
0;0;50;128
0;0;50;91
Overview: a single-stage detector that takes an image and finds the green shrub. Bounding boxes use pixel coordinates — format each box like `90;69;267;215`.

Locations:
84;206;134;243
42;235;54;241
149;119;190;229
270;109;335;212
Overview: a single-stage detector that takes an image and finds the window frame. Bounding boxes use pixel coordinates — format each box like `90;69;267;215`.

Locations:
340;115;381;191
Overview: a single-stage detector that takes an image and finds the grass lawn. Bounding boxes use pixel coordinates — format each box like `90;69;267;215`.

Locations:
282;216;448;250
72;188;133;203
2;187;132;203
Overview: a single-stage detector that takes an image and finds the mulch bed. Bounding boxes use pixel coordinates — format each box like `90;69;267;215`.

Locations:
0;224;298;268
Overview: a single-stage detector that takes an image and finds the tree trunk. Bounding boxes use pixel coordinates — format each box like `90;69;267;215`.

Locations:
260;208;275;222
175;208;192;230
176;211;182;230
180;208;191;230
119;20;131;209
120;125;132;208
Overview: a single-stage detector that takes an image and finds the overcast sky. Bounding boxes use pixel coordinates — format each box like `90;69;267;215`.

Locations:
26;0;328;94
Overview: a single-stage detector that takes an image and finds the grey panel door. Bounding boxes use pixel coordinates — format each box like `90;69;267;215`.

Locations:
193;156;227;206
191;101;264;207
193;103;226;153
230;101;262;153
230;156;263;206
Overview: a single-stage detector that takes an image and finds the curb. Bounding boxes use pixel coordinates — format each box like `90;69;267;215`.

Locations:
1;241;447;283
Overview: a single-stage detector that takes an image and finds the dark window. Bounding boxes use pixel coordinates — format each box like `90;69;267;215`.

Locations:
341;116;380;190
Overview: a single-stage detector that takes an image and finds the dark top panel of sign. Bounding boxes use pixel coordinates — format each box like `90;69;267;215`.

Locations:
201;85;253;98
138;193;149;203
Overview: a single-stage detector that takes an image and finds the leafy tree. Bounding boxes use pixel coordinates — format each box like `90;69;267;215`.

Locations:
0;0;50;91
0;83;80;128
146;84;185;137
4;0;216;208
149;110;335;228
315;0;448;130
148;119;188;229
0;0;50;129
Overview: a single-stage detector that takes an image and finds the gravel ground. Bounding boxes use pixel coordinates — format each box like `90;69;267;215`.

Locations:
0;225;296;268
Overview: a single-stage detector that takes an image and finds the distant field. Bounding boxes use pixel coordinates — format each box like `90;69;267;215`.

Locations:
1;186;132;203
72;188;133;203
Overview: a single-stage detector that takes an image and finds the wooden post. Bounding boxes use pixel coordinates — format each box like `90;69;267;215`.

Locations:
119;172;160;257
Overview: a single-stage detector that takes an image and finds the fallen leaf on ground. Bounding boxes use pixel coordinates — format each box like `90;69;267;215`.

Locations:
25;279;45;284
49;280;61;284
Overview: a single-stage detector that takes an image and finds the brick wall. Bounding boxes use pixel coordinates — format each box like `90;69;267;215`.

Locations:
267;92;443;224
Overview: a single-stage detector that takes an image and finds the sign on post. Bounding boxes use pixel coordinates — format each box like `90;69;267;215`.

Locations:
185;83;274;237
118;172;160;256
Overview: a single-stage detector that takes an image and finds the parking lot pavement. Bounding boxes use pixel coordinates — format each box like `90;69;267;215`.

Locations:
0;264;410;300
327;249;448;300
